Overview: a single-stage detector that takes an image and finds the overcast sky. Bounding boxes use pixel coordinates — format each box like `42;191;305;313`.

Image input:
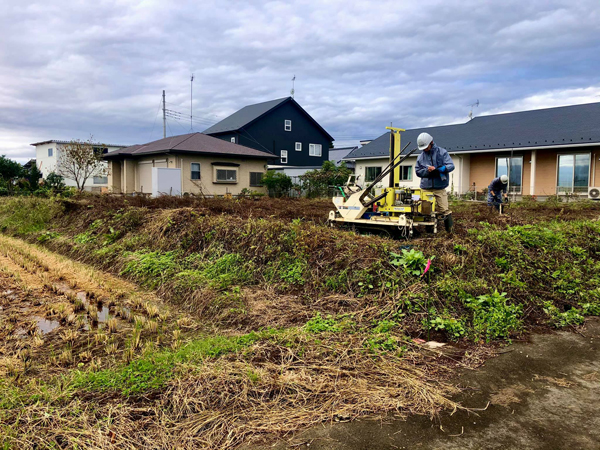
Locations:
2;0;600;163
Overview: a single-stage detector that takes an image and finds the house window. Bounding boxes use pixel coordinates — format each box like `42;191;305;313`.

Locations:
280;150;288;164
215;169;237;183
399;165;412;181
191;163;201;180
250;172;264;187
557;153;590;194
309;143;322;157
365;166;382;183
496;156;523;194
295;142;302;152
48;148;53;157
284;120;292;131
93;176;108;184
230;137;236;143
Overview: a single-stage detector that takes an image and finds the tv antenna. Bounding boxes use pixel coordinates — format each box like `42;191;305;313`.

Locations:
190;74;194;131
468;99;479;120
290;75;295;98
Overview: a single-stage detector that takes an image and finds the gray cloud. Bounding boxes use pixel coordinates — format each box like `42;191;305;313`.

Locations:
1;0;600;162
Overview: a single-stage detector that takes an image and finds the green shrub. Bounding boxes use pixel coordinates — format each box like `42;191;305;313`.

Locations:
464;291;522;341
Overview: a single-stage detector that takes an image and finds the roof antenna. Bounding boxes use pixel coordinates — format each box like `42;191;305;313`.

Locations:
190;74;194;132
290;75;295;98
468;99;479;121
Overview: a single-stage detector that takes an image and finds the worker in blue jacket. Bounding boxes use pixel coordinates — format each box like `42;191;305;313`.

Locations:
415;133;455;232
488;175;508;211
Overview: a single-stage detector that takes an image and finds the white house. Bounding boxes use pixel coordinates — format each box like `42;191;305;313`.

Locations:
31;140;125;192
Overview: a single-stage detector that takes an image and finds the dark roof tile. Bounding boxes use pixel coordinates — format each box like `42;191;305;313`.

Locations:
104;133;273;160
345;102;600;160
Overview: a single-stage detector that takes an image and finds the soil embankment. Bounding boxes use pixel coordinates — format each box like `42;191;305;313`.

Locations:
1;196;600;449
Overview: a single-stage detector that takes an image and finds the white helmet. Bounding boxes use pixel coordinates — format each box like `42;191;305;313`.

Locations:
417;132;433;150
500;175;508;184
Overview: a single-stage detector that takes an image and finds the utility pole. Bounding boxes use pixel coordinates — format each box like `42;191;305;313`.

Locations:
162;90;166;138
190;74;194;132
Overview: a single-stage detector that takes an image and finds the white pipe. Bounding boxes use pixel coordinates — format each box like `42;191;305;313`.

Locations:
530;150;536;196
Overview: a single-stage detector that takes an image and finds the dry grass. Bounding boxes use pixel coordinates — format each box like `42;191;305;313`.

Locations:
2;332;461;450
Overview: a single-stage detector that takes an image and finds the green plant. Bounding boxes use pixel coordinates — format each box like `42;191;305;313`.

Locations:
453;244;467;254
304;313;341;333
121;251;179;287
372;320;397;334
429;314;467;339
261;171;293;198
495;256;509;270
74;231;96;245
543;302;585;328
390;249;431;276
365;335;400;352
464;291;522;341
37;231;60;242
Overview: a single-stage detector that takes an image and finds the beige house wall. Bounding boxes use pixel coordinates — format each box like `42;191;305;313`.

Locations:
593;148;600;188
469;153;496;193
108;161;122;193
468;146;600;196
123;160;136;193
109;153;268;196
176;155;267;196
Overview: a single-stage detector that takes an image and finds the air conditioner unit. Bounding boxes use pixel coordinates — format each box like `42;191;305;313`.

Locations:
588;187;600;200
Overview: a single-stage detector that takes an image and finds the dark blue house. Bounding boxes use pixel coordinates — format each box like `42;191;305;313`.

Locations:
203;97;334;175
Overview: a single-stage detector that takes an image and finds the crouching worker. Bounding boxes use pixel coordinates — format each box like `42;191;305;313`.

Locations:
488;175;508;211
415;133;455;232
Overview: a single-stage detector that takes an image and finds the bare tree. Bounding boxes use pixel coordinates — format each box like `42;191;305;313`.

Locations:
57;136;108;191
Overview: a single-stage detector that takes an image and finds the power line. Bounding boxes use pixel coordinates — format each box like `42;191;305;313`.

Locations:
166;114;214;129
148;95;164;141
239;127;273;153
164;102;223;123
165;110;215;126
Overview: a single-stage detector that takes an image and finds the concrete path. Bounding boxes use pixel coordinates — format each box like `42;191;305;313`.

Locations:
259;319;600;450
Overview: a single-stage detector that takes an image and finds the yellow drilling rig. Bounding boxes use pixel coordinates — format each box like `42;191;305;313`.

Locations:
329;127;440;238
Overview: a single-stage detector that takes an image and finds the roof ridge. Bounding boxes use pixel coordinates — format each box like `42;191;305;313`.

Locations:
473;101;600;121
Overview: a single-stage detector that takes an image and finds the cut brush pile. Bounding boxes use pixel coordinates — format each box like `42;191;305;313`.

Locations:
0;195;600;449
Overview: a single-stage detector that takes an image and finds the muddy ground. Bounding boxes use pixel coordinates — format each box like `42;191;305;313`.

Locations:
258;319;600;450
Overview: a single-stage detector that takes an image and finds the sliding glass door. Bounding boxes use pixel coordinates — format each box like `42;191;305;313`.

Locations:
496;156;523;194
557;154;590;194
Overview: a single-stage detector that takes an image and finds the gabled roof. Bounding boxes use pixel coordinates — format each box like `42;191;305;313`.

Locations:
345;102;600;160
329;146;358;163
104;132;274;160
203;97;334;141
30;139;127;147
